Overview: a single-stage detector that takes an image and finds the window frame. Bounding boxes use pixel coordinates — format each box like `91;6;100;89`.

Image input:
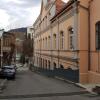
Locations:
68;27;74;50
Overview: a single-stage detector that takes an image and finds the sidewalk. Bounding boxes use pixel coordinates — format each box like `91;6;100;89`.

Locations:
0;79;7;93
76;83;100;94
32;67;100;95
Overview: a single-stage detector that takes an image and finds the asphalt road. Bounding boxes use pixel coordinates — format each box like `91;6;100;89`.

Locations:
0;68;99;100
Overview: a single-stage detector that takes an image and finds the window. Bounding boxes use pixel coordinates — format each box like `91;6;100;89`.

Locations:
48;61;51;70
41;58;42;68
68;27;74;50
53;62;56;69
45;16;47;27
41;39;42;49
96;21;100;50
53;34;56;49
43;59;44;69
48;36;51;49
60;64;64;69
60;31;64;50
42;39;44;49
39;40;41;49
45;37;47;49
45;60;47;69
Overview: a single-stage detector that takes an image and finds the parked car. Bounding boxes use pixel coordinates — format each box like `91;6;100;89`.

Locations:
0;65;16;79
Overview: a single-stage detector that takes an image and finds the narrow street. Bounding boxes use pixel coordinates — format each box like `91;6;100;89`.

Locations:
0;68;99;100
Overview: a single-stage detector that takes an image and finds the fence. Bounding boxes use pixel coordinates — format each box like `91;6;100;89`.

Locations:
32;66;79;83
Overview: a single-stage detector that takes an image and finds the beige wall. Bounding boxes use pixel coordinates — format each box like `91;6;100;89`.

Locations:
78;3;89;83
34;0;78;71
88;0;100;83
33;0;100;84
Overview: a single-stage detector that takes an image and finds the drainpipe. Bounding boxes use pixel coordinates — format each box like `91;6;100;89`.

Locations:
57;18;60;69
40;20;42;69
33;28;35;67
50;23;53;70
88;1;90;71
73;0;78;66
88;0;93;71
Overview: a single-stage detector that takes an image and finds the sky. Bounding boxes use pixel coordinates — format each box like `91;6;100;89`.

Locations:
0;0;68;31
0;0;41;31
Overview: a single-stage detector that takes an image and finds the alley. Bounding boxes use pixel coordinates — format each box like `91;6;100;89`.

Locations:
0;69;99;100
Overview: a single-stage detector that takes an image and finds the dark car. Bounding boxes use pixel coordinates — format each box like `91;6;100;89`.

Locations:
0;65;16;79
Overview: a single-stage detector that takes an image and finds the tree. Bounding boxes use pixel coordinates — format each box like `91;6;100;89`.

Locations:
7;43;15;65
22;34;33;63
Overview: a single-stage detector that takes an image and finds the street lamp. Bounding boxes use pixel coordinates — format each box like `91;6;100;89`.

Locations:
0;29;4;68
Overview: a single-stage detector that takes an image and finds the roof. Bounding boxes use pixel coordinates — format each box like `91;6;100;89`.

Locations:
51;0;78;21
8;27;27;33
3;32;15;37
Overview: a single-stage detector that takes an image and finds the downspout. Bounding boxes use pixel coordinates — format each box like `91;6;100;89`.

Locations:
73;0;78;67
40;20;42;69
88;0;93;71
88;2;90;71
57;18;60;69
33;28;35;67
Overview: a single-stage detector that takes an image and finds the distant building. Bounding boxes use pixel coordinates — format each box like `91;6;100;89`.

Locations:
27;26;34;39
33;0;100;84
8;28;27;62
0;32;15;65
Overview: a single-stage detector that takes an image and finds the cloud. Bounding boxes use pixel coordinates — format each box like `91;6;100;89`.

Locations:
62;0;69;3
0;0;41;30
0;9;10;28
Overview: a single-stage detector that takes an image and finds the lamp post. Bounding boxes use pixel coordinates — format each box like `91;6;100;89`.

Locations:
0;29;4;68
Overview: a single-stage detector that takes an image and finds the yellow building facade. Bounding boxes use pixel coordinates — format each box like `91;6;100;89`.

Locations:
33;0;100;84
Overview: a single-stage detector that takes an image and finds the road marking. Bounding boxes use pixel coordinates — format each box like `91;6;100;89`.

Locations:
0;91;89;99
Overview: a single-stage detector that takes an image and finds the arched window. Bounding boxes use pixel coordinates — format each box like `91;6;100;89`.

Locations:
48;61;51;70
43;38;44;49
45;37;47;49
53;34;56;49
39;39;41;49
45;60;47;69
41;58;42;68
60;31;64;50
60;64;64;69
48;36;51;49
43;59;44;69
68;27;74;50
96;21;100;50
53;62;56;69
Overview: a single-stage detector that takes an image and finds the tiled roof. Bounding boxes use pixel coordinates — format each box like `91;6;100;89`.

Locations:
51;0;76;20
56;0;66;14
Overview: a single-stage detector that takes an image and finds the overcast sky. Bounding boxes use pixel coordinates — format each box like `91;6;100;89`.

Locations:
0;0;41;30
0;0;68;31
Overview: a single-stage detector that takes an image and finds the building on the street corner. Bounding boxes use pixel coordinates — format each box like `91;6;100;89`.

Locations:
33;0;100;84
0;32;15;65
